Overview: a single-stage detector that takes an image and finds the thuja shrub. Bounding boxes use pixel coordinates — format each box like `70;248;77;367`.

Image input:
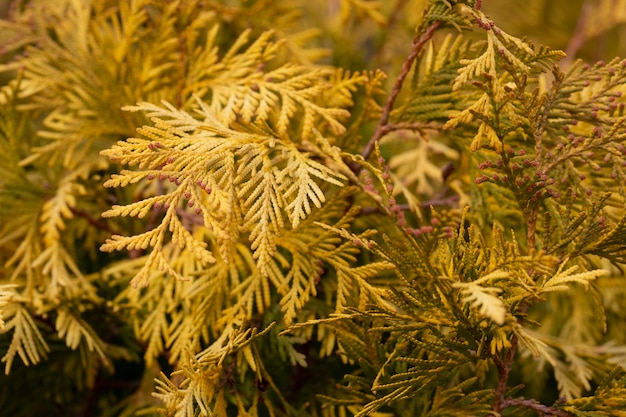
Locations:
1;0;626;415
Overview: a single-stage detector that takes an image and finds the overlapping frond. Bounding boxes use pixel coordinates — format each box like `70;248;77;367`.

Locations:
153;323;274;417
395;34;472;123
104;244;216;365
207;59;350;139
386;132;459;196
426;378;495;416
541;262;607;293
101;98;347;282
55;307;111;369
557;366;626;415
1;304;49;374
0;285;17;331
453;277;507;325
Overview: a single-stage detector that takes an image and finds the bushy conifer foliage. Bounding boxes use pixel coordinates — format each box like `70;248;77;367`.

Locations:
2;0;626;415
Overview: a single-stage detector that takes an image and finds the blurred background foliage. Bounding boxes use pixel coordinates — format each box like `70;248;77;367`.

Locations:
0;0;624;70
484;0;626;68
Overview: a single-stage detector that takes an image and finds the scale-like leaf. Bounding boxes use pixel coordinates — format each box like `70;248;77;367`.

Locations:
453;281;507;325
542;262;608;293
1;305;50;374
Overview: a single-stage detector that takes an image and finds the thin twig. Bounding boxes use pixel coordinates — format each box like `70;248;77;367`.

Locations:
71;207;119;235
502;397;573;417
493;333;519;413
359;194;459;215
361;20;443;161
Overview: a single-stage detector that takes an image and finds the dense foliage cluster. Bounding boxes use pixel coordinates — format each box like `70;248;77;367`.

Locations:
1;0;626;416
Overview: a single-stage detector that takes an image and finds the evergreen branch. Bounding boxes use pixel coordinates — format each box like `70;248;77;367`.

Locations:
55;307;112;370
102;99;347;277
1;304;50;374
453;280;507;325
541;263;607;293
361;20;443;161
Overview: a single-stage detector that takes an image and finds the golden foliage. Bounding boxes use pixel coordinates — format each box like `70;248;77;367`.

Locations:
2;0;626;416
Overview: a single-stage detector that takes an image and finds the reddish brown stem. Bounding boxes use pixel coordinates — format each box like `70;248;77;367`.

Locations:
526;210;537;250
493;333;519;413
502;397;573;417
71;207;119;235
361;20;443;161
359;194;459;214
